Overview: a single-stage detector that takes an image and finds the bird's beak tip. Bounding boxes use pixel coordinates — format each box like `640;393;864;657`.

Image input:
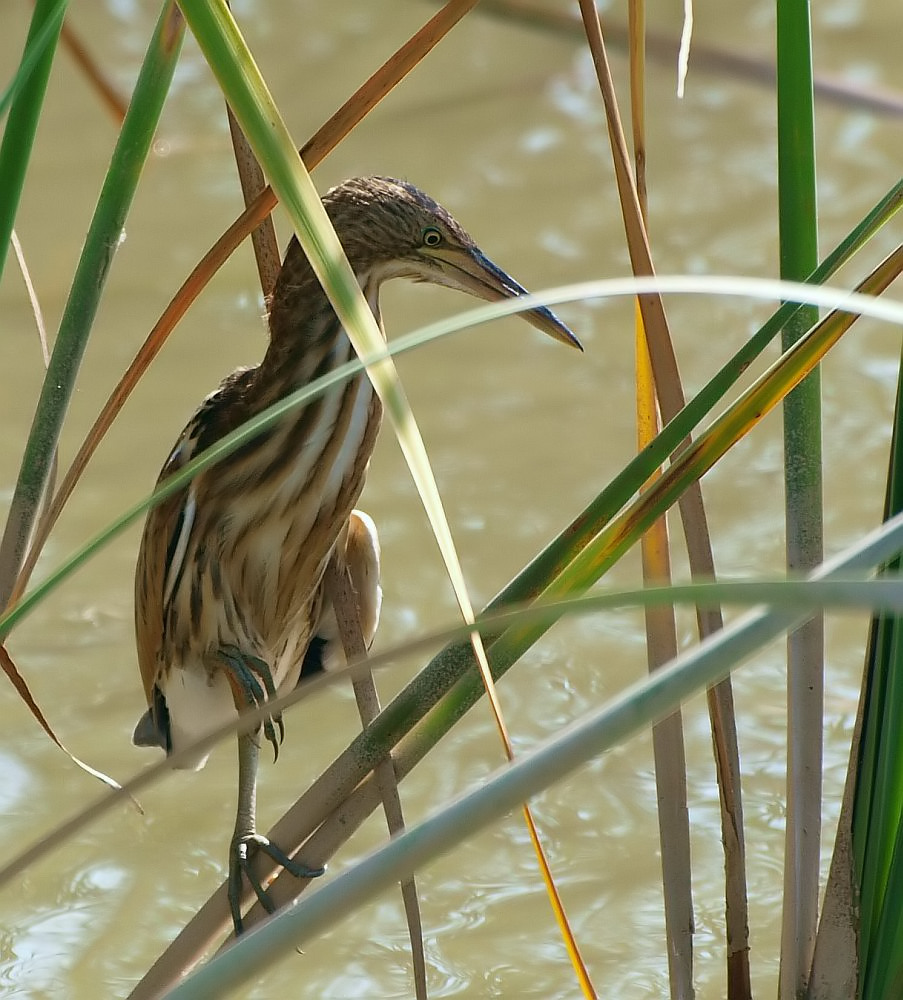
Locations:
440;246;584;352
552;328;584;352
532;308;583;352
565;329;584;352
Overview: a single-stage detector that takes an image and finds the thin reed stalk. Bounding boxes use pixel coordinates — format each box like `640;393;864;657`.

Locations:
775;0;823;995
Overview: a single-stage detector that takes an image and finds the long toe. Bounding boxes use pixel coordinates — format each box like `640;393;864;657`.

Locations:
228;832;325;935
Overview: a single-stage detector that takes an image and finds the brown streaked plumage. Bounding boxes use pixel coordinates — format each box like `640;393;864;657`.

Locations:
133;176;581;935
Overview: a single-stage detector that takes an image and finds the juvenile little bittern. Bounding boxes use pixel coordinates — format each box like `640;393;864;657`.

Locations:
133;176;580;933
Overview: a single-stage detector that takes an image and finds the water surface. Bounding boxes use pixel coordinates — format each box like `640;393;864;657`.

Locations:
0;1;901;996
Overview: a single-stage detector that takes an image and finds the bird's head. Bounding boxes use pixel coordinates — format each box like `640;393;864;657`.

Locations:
322;176;582;350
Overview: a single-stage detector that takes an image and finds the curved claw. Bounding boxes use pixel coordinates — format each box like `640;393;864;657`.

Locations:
217;646;284;760
228;832;326;935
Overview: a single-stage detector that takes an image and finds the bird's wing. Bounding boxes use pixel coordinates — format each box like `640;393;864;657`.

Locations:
134;372;253;704
134;420;202;704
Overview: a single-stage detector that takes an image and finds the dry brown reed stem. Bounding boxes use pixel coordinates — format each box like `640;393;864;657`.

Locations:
322;561;428;997
576;3;752;998
226;103;281;296
627;2;647;216
10;0;479;607
626;1;694;996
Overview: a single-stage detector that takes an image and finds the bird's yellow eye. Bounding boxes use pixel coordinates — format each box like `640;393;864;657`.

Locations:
422;227;443;247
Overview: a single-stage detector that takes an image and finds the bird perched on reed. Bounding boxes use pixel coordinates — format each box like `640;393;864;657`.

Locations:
132;175;581;934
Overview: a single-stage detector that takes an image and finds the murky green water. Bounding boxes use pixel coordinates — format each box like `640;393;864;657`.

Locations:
1;1;901;996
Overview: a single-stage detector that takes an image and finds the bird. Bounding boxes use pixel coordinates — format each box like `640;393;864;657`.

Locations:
132;175;581;934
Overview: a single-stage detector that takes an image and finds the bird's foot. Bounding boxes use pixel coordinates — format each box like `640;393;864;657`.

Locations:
217;646;285;760
228;832;326;935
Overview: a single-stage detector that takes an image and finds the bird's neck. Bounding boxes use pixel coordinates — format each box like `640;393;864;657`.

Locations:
253;252;382;409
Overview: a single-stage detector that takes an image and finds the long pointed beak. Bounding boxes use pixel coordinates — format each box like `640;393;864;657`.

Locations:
429;247;583;351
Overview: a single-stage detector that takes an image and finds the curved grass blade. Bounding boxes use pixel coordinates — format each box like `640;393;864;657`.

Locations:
13;169;899;618
3;273;901;644
177;1;591;990
217;12;426;982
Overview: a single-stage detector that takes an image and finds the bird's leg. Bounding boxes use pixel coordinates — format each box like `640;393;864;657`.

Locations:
228;732;326;934
219;651;326;935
